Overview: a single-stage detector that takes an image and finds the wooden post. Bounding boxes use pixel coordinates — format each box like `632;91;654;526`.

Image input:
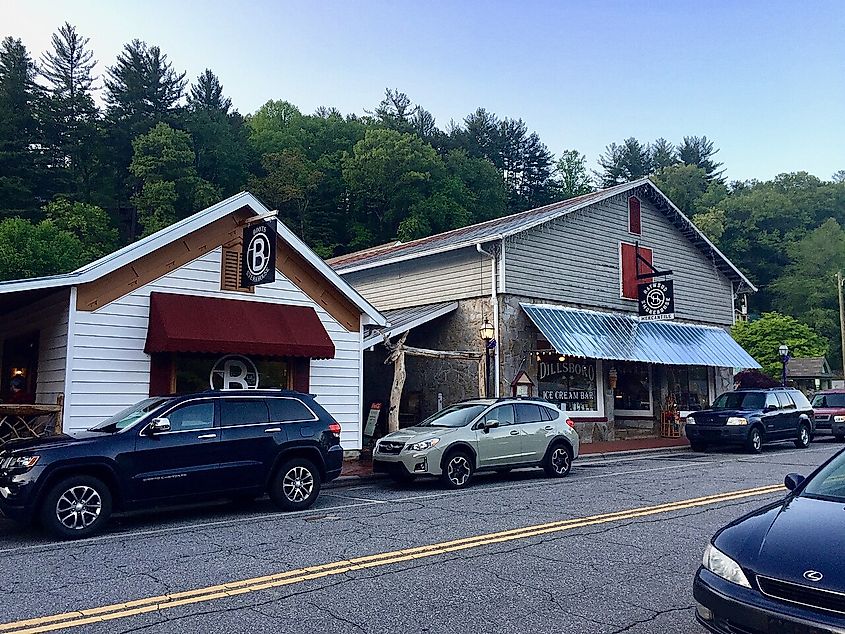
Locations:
383;334;485;434
55;393;64;435
384;332;409;433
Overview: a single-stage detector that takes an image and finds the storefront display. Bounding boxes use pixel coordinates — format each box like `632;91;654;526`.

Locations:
668;367;709;411
538;355;599;413
613;362;652;415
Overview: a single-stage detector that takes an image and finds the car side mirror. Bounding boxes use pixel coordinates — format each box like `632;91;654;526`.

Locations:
147;417;171;434
765;404;778;413
784;473;805;491
481;420;499;433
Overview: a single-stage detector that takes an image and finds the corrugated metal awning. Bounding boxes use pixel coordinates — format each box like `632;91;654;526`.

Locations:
363;301;458;347
521;303;760;369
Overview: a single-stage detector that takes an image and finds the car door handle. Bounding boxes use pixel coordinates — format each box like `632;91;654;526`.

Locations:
197;434;216;440
509;430;521;436
264;427;282;433
544;425;554;431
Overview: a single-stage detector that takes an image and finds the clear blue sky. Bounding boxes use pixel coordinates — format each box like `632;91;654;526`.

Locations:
5;0;844;182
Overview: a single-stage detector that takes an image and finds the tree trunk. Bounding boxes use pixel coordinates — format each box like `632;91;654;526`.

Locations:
384;332;409;434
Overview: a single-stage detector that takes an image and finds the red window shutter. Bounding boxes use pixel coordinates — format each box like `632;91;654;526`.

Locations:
621;243;653;299
628;196;642;235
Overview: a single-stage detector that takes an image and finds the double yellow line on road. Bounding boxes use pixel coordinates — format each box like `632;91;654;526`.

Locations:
0;483;783;634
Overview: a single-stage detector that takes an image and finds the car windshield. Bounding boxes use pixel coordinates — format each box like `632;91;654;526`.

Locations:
712;392;765;411
418;404;488;428
801;452;845;503
88;398;168;432
812;393;845;408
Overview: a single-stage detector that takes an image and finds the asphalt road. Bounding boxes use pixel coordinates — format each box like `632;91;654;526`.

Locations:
1;439;842;634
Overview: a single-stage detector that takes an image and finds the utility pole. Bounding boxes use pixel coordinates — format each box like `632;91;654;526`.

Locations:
838;271;845;378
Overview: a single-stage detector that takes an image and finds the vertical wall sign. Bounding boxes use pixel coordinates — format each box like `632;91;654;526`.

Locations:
242;220;277;287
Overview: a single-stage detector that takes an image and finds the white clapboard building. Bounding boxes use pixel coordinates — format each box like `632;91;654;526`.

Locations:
0;192;384;450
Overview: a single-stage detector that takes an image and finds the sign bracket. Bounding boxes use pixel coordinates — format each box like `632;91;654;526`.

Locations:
635;242;673;280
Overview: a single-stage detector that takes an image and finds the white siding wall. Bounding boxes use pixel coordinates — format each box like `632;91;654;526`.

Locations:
341;246;492;311
0;290;69;405
66;248;364;448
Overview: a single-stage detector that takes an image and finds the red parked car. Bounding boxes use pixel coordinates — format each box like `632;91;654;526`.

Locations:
811;389;845;441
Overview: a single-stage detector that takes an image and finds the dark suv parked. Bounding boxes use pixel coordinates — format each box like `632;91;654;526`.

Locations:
685;388;814;454
0;390;342;539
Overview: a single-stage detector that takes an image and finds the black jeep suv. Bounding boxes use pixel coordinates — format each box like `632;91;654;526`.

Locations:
0;390;343;539
685;387;814;454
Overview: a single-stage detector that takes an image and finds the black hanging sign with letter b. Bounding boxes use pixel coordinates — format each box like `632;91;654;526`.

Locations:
242;220;276;287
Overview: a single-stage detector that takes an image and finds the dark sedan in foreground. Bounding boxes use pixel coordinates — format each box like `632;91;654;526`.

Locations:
694;449;845;633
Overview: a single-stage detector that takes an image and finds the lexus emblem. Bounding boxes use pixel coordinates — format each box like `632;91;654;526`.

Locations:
803;570;824;582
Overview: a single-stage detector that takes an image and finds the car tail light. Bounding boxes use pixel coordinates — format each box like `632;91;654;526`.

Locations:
328;422;341;436
566;418;576;429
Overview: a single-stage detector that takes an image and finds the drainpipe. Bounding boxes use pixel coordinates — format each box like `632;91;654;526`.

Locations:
476;242;500;397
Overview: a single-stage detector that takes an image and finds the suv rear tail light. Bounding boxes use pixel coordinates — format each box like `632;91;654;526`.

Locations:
566;418;576;429
328;422;341;436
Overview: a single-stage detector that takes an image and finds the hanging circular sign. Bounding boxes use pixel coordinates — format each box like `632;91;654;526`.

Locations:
210;355;259;390
241;221;276;287
246;232;271;279
638;280;675;321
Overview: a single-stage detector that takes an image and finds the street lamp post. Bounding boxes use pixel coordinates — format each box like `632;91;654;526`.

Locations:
479;320;495;397
779;344;790;387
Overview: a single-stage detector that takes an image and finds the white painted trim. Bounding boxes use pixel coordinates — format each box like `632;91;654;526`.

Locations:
62;286;78;417
499;237;507;294
358;320;365;449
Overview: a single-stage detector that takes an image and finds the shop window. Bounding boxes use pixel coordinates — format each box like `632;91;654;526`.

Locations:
221;243;254;294
668;367;709;412
171;353;290;395
220;399;270;426
166;402;215;432
620;243;652;300
537;354;599;413
613;362;652;414
628;196;642;235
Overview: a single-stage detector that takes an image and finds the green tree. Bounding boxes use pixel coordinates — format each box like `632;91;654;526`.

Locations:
248;149;322;247
187;69;231;114
128;123;219;235
678;135;724;181
184;70;250;194
0;217;85;280
44;198;118;262
731;312;828;379
650;138;677;170
0;37;44;220
652;164;710;215
444;149;507;222
104;40;186;122
596;137;653;186
39;23;101;200
771;218;845;371
552;149;593;199
691;207;726;242
246;99;308;156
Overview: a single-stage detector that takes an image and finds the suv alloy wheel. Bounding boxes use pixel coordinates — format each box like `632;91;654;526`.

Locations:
441;451;474;489
544;444;572;477
745;427;763;454
794;424;811;449
270;457;322;511
40;475;113;539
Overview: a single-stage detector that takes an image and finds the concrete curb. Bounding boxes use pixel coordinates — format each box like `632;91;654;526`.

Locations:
327;444;691;489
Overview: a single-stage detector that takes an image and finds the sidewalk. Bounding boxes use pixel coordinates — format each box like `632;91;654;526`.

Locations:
336;436;690;483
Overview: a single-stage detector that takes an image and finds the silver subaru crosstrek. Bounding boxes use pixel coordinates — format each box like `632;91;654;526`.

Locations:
372;398;580;489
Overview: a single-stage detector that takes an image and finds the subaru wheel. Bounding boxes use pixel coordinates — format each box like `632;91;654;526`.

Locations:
441;452;473;489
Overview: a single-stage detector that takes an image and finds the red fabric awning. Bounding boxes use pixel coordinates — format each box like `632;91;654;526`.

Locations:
144;292;335;359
